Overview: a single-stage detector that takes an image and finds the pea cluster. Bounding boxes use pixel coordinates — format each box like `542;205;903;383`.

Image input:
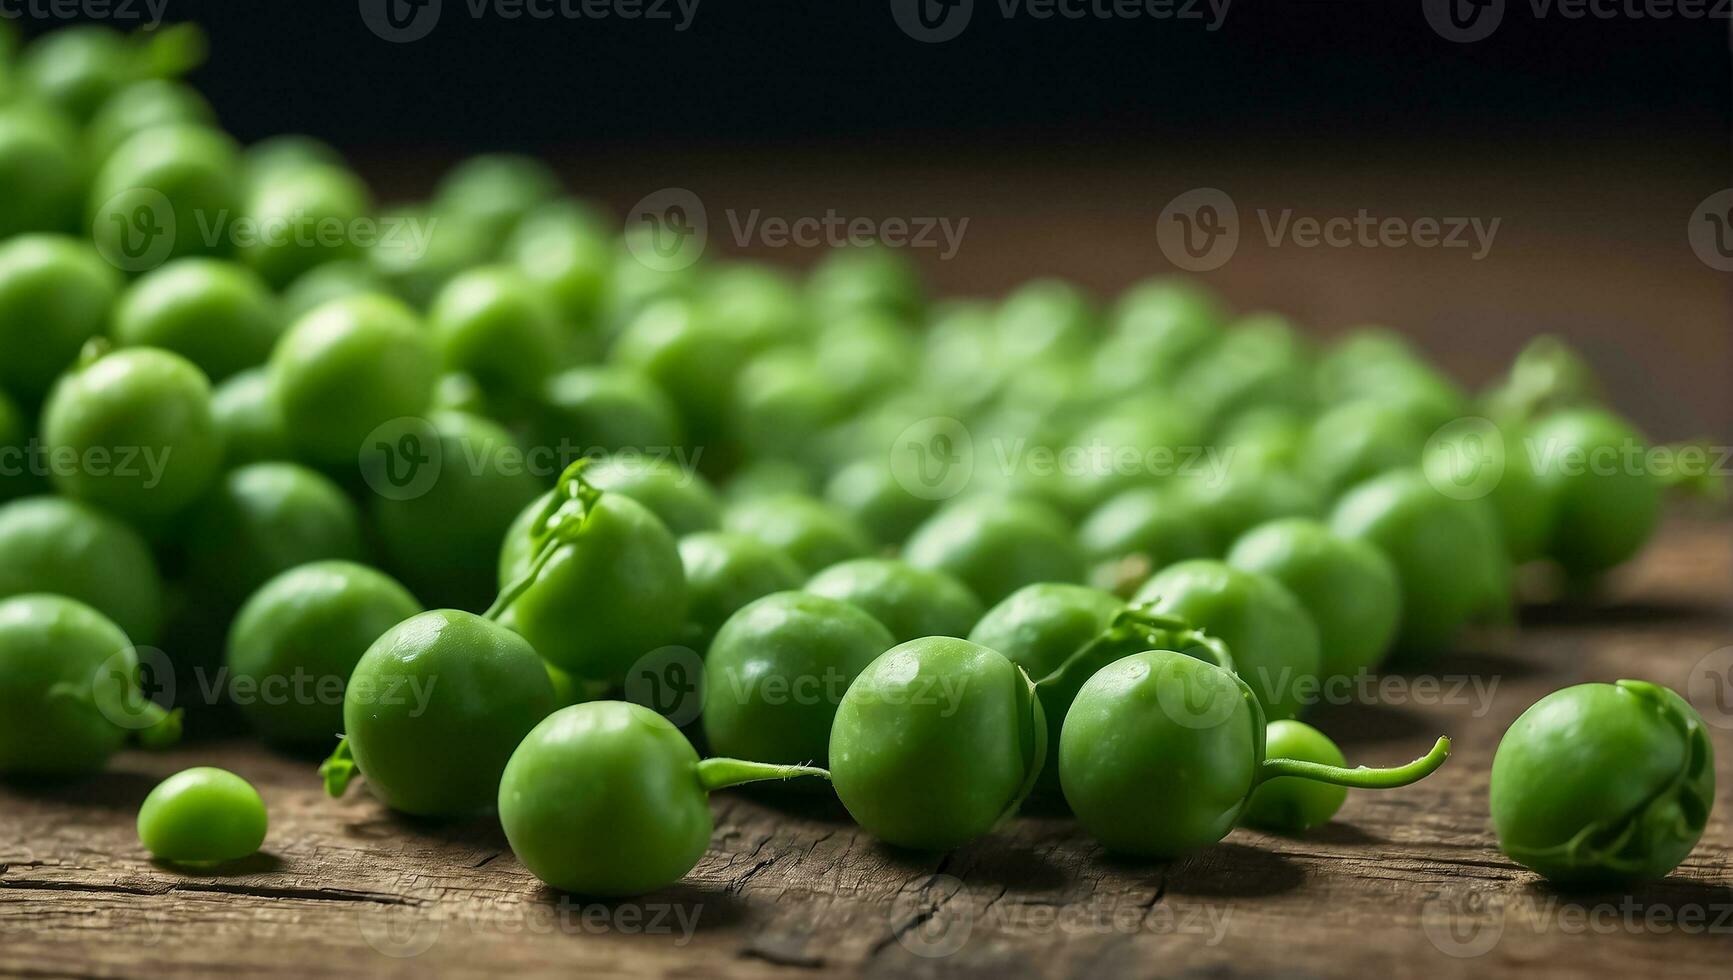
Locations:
0;23;1715;894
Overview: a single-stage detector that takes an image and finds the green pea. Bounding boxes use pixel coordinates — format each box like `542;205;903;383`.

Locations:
240;134;344;189
497;463;688;685
1422;418;1553;563
226;561;421;746
1171;463;1323;555
321;608;557;817
829;636;1045;850
703;591;893;771
499;701;826;895
722;494;874;576
585;454;721;538
993;278;1094;366
532;366;683;458
1132;560;1321;721
137;767;267;865
368;205;494;310
611;299;753;449
279;259;386;323
1182;314;1315;432
814;312;917;408
183;463;364;611
112;258;281;382
1226;518;1401;680
85;79;214;162
0;234;121;405
1329;468;1509;659
723;458;816;503
1061;650;1449;858
0;496;163;644
504;199;612;327
701;263;806;353
731;349;846;464
370;411;545;612
1088;277;1226;394
1526;408;1662;579
677;531;804;649
89;123;241;267
240;164;373;288
1077;485;1214;594
43;346;222;521
210;368;291;467
904;494;1086;606
1491;681;1713;884
268;293;438;464
1300;399;1426;498
428;265;565;404
0;104;83;239
16;25;129;122
820;458;934;548
1241;720;1350;832
0;386;37;502
433;153;562;253
0;593;179;774
806;557;984;644
806;244;922;321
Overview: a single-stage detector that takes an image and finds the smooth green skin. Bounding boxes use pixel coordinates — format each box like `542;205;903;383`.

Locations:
724;458;816;503
113;258;281;382
1525;408;1662;578
0;386;36;502
1329;468;1509;659
505;200;612;326
43;347;221;520
1491;681;1714;884
1301;400;1426;498
611;299;752;449
429;265;565;403
0;594;146;774
137;767;267;864
678;531;804;649
268;293;437;464
183;463;364;611
731;350;846;463
1055;401;1203;517
992;278;1094;366
1172;465;1324;556
1133;560;1321;722
497;701;711;896
830;637;1042;851
701;263;806;354
1242;720;1348;832
226;561;420;746
807;244;923;321
372;411;546;612
1060;651;1262;858
806;558;985;645
0;234;122;405
823;458;938;548
1226;519;1401;680
723;495;874;576
240;164;372;288
1220;407;1309;472
1184;315;1315;432
1077;485;1214;589
85;79;214;162
585;456;721;538
1093;277;1225;390
210;368;291;467
703;591;894;768
241;134;344;188
369;205;495;309
279;259;385;323
342;609;557;817
0;496;162;643
904;495;1086;607
0;105;83;239
1422;422;1554;563
533;366;683;458
16;26;129;122
814;313;916;408
435;154;561;248
90;123;241;264
500;491;688;684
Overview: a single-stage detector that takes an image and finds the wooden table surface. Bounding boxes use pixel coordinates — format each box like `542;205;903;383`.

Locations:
2;512;1729;979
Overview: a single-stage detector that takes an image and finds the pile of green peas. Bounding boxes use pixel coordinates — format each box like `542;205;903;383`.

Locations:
0;23;1715;892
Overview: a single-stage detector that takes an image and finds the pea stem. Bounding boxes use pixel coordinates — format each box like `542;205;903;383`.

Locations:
135;704;183;750
1259;735;1451;789
318;737;358;798
483;459;601;622
695;758;829;793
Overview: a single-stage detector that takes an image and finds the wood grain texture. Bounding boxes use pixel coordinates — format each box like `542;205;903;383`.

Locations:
2;516;1730;979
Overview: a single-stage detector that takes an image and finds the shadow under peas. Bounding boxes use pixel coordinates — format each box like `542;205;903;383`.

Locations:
1521;597;1733;631
1526;875;1733;910
723;782;855;825
1271;820;1390;848
1304;699;1434;746
0;768;162;812
526;879;750;936
150;851;286;877
1162;842;1306;899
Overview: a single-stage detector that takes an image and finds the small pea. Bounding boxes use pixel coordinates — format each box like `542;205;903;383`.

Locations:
1241;721;1350;832
138;767;267;865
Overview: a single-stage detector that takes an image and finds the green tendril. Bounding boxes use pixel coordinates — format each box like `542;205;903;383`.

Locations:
1259;735;1451;789
1657;440;1728;503
993;664;1046;828
318;736;358;798
484;459;601;621
1035;603;1235;697
134;22;208;80
695;758;829;793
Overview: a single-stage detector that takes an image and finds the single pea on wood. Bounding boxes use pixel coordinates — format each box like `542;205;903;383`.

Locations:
138;767;267;865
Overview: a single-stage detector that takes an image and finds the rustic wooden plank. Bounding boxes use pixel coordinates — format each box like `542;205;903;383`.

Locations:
2;516;1730;978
